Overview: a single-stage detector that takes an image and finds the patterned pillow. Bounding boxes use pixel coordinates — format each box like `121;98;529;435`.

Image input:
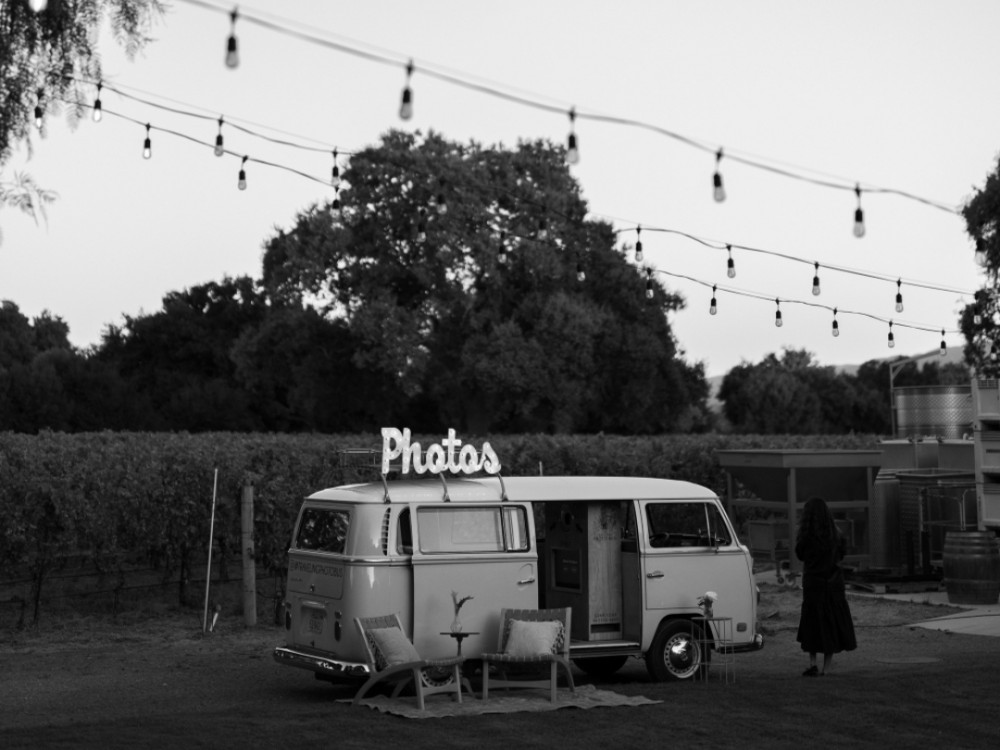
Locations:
503;619;562;657
369;627;421;667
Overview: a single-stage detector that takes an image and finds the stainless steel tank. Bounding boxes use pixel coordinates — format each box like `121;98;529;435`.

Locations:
894;385;972;440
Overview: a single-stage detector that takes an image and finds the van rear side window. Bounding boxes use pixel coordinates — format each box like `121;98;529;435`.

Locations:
417;506;529;554
294;507;350;553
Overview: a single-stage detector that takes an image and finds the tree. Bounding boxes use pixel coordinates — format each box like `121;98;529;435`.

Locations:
0;171;57;245
961;154;1000;375
0;0;163;164
262;130;708;434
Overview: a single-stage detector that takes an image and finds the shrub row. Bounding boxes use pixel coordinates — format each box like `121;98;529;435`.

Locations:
0;430;879;622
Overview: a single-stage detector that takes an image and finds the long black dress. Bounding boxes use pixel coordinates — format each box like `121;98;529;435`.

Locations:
795;531;857;654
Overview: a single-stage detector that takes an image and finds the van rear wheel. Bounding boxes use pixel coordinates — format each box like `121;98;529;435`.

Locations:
645;620;707;682
573;656;628;678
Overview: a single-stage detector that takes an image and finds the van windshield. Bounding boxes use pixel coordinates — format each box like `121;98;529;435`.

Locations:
294;507;350;553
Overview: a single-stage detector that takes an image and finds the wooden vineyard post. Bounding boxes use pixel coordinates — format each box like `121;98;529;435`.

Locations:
241;481;257;627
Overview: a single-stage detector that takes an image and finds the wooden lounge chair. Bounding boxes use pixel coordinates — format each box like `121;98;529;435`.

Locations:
480;607;575;702
353;614;465;711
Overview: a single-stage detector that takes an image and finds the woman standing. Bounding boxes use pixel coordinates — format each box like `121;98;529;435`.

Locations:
795;496;857;676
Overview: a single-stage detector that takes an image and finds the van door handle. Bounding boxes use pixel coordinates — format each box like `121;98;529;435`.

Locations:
517;576;536;585
646;571;664;579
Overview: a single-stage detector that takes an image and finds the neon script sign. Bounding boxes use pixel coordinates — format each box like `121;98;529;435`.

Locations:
381;428;502;476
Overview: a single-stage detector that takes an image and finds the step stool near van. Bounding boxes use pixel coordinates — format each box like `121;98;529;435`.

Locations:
273;431;763;684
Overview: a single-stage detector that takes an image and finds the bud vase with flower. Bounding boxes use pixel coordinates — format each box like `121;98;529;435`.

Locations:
451;591;473;633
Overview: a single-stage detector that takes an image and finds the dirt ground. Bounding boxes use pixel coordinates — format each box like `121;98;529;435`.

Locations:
2;583;999;750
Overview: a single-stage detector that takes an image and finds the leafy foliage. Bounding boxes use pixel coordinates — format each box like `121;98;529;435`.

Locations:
961;153;1000;375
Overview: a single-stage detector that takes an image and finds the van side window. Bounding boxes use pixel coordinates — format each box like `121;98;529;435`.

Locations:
646;502;732;548
397;508;413;554
416;506;529;554
294;507;349;553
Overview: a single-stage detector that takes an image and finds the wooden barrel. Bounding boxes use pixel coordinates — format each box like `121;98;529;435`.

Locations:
942;531;1000;605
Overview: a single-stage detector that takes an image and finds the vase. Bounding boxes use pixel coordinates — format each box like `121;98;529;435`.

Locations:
451;616;463;633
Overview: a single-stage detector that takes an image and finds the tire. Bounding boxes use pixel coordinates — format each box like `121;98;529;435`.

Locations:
644;620;708;682
573;655;628;678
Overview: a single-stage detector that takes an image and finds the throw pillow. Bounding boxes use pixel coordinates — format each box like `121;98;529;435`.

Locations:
369;626;421;667
503;619;562;657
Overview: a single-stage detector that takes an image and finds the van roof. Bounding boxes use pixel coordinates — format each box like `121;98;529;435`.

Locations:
306;476;718;504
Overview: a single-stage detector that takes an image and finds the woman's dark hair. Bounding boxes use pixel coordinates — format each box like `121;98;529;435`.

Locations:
797;496;837;545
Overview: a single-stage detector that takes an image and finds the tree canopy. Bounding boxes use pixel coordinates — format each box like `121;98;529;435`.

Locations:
262;130;710;434
961;153;1000;375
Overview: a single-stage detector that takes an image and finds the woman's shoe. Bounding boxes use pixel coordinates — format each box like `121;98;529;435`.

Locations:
802;665;819;677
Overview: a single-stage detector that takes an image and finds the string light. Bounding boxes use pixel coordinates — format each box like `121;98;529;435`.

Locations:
498;231;507;264
812;262;821;296
29;0;48;12
214;116;225;156
577;258;586;282
726;244;736;278
634;226;643;263
34;90;43;129
832;308;840;337
940;329;947;355
895;279;904;313
645;268;654;299
537;214;548;241
853;184;865;238
238;155;248;190
331;187;342;218
399;60;414;121
713;149;726;202
331;148;341;187
888;320;895;348
415;207;427;242
142;123;152;159
992;342;998;363
92;82;103;122
974;292;983;325
225;8;240;69
709;285;718;316
435;178;447;214
566;107;579;165
774;298;783;327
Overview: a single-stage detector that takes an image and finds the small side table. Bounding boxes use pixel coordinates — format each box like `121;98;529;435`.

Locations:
440;631;480;698
691;617;735;684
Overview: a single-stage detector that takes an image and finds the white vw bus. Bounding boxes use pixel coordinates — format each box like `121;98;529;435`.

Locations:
273;431;763;684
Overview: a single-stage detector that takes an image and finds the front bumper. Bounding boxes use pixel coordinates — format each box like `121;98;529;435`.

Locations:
273;646;369;679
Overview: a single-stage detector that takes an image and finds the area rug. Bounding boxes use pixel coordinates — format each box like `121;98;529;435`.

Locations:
348;683;661;719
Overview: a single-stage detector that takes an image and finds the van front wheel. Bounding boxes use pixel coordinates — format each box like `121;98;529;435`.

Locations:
645;620;707;682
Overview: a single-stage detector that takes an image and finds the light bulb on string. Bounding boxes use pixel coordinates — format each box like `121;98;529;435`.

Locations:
331;188;342;219
537;215;548;241
726;244;736;278
832;308;840;337
812;262;821;296
435;179;447;215
142;123;152;159
237;156;248;190
974;292;983;325
940;330;947;355
565;107;579;165
888;320;895;349
975;240;987;266
399;60;414;120
713;148;726;202
853;184;866;238
774;299;783;328
634;226;643;263
645;268;654;300
214;117;225;157
331;149;341;187
577;259;586;283
498;231;507;264
895;279;904;313
92;82;102;122
225;8;240;69
992;341;998;363
29;0;48;12
709;285;718;316
33;90;43;129
415;207;427;243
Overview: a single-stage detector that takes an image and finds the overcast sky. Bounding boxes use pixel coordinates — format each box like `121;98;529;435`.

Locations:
2;0;997;377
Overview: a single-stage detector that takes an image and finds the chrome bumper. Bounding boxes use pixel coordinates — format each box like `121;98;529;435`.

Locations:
273;646;369;678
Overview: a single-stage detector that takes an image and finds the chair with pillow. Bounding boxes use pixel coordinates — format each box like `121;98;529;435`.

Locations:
353;614;465;711
480;607;575;702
